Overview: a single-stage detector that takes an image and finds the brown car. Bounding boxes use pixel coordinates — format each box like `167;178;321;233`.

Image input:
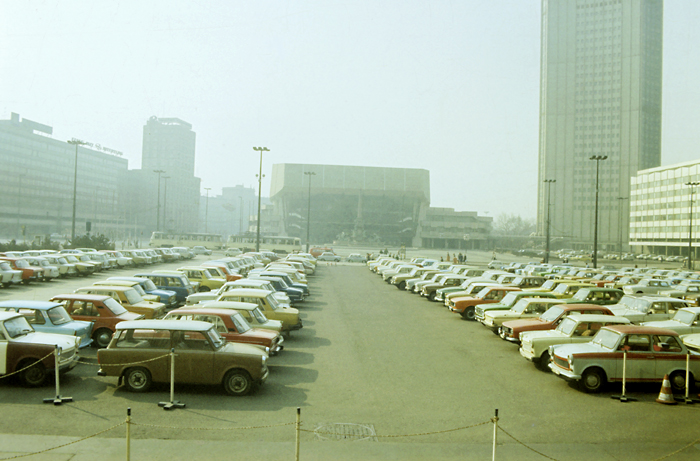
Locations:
500;303;614;343
0;257;43;284
448;286;522;320
97;319;269;395
164;307;284;355
50;294;143;348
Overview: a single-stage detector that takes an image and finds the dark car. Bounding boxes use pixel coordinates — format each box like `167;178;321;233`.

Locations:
135;272;197;305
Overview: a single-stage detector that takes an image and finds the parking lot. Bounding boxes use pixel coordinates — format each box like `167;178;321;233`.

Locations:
2;256;700;460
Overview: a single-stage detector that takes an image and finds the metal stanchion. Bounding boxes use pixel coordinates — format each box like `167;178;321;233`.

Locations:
158;349;185;410
295;407;301;461
492;409;498;461
126;408;131;461
43;345;73;405
611;350;636;402
678;354;700;404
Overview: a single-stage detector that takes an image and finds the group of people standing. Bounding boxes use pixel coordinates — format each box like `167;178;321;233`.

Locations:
441;252;467;264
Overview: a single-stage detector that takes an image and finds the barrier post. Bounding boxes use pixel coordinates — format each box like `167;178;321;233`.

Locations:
295;407;301;461
158;349;185;410
611;350;636;402
680;354;700;404
492;409;498;461
126;407;131;461
43;345;73;405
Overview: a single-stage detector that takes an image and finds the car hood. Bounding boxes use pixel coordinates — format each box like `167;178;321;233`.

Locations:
610;307;645;317
521;329;567;342
220;341;268;358
641;319;683;329
552;342;607;357
15;332;79;349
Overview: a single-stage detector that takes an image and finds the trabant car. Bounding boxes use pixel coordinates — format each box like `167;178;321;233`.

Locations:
93;280;160;303
421;274;470;301
609;296;692;323
500;304;615;343
191;301;283;333
346;254;367;263
0;258;43;284
558;287;623;306
97;320;268;395
549;325;700;393
0;261;23;287
481;298;563;334
214;289;302;332
0;311;80;386
622;278;674;296
43;254;77;277
23;257;60;281
641;307;700;334
449;287;522;320
187;279;290;306
61;254;95;275
165;307;284;355
391;267;433;291
475;291;558;323
519;314;630;370
0;300;93;348
136;272;197;305
107;277;178;309
74;286;166;319
50;294;144;348
177;266;226;292
664;284;700;305
192;246;212;255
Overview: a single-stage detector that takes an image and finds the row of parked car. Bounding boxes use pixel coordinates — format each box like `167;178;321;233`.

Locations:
370;256;700;395
0;251;318;397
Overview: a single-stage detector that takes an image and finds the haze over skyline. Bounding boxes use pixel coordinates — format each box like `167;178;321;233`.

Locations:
3;1;699;220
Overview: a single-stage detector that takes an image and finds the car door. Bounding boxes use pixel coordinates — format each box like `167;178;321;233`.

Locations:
645;301;670;322
617;334;655;382
651;334;685;380
172;329;215;385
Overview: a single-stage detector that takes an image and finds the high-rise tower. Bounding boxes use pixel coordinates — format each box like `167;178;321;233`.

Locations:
537;0;663;251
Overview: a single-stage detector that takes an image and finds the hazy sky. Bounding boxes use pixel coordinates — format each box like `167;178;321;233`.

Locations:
2;1;699;219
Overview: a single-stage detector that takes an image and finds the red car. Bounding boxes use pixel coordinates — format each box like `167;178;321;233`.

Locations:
500;303;614;344
0;257;43;284
448;286;521;320
50;294;143;348
165;307;284;355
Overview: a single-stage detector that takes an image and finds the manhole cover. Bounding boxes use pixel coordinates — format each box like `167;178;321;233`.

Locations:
314;423;378;442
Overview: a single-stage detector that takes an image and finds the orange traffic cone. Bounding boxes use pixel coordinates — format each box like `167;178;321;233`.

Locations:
656;374;677;405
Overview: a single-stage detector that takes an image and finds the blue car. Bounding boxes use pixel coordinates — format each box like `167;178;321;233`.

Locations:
0;300;93;348
108;276;179;309
135;272;197;306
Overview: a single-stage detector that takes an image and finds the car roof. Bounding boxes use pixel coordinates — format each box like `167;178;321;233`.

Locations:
565;314;630;323
50;294;113;302
77;285;133;293
0;300;62;310
116;319;213;331
219;288;270;297
604;324;679;336
168;307;240;317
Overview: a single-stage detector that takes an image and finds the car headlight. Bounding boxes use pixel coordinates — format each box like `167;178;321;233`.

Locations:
265;346;270;354
262;355;267;364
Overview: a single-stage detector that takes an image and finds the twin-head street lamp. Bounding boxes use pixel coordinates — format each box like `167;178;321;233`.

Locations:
686;181;700;270
590;155;608;269
67;139;89;240
253;147;269;252
543;179;556;263
304;171;316;252
153;170;166;232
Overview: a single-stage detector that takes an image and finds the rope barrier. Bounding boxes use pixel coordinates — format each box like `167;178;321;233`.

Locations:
299;419;491;438
0;350;55;380
131;421;296;431
78;354;171;367
497;426;560;461
0;421;125;460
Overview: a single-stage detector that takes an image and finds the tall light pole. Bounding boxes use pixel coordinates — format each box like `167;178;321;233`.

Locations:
590;155;608;269
543;179;556;263
162;176;170;231
304;171;316;252
617;196;629;260
204;187;211;233
237;196;244;234
68;139;88;241
16;173;24;240
686;182;700;270
253;147;269;252
153;170;166;232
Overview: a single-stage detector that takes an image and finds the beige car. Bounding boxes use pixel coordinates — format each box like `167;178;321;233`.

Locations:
195;301;284;333
216;289;302;332
75;285;166;319
97;319;268;395
92;280;160;303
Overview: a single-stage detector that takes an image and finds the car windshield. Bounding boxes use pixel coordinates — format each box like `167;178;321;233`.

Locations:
500;293;520;306
206;327;225;350
553;284;571;295
591;328;621;350
104;298;128;315
572;289;591;301
65;255;79;263
556;317;578;335
141;279;158;291
0;262;11;270
15;259;29;268
57;257;68;264
4;316;34;338
252;307;268;323
47;306;72;325
267;295;281;310
123;289;143;305
541;280;556;290
511;299;532;314
540;306;564;322
673;309;696;325
230;313;250;333
79;255;91;262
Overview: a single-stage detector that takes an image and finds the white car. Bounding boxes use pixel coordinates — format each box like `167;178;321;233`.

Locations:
610;296;692;323
317;252;340;262
346;253;367;263
642;307;700;334
192;246;212;256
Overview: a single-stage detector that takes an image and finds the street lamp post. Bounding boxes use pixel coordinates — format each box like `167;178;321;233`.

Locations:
304;171;316;252
204;187;211;233
67;139;88;241
16;174;24;241
686;182;700;270
162;176;170;231
617;196;629;260
237;196;244;234
153;170;166;232
253;147;269;252
543;179;556;263
590;155;608;269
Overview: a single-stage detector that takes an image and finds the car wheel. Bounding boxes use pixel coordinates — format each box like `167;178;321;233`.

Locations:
536;352;551;372
19;360;47;387
22;279;31;285
123;367;152;392
198;286;210;293
669;370;693;393
461;308;476;321
223;369;254;396
93;328;113;348
427;292;436;301
397;281;406;290
579;367;606;393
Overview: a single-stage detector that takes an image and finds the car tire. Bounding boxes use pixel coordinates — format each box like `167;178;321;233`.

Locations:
579;367;606;393
19;360;47;387
669;370;694;393
536;352;551;372
123;367;152;392
223;369;254;396
93;328;113;348
427;292;436;301
397;281;406;291
461;308;476;321
198;286;210;293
